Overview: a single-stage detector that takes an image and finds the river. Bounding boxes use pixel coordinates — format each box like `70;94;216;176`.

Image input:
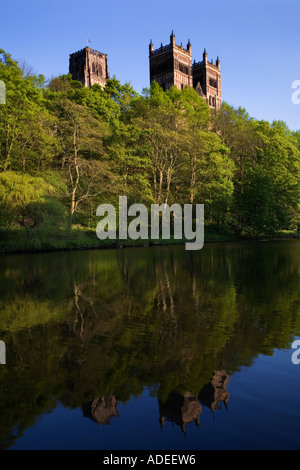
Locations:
0;240;300;450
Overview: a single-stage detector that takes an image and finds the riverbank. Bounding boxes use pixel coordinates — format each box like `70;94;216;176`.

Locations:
0;225;299;255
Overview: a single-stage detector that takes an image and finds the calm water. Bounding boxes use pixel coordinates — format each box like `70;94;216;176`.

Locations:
0;240;300;450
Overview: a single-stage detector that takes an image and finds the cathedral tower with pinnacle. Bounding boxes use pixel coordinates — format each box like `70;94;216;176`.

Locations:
149;32;221;109
149;31;193;91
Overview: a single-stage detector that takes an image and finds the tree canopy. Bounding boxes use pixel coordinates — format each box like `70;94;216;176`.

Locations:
0;49;300;249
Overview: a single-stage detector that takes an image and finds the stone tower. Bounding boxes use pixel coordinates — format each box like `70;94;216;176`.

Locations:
69;47;110;88
193;50;221;109
149;31;193;91
149;32;221;109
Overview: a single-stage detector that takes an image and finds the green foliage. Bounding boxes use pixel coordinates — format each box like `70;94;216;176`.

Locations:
0;49;299;249
1;240;300;444
0;171;54;214
213;102;300;235
0;50;58;173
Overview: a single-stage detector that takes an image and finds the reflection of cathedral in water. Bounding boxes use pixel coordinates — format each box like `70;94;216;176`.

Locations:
83;396;119;425
159;392;202;433
82;371;230;432
198;370;230;412
159;371;230;433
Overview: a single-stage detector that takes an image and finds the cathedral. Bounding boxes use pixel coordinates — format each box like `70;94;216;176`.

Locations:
69;32;221;109
149;32;221;109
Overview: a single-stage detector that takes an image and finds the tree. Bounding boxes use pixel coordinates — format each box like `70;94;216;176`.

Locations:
132;82;192;205
0;170;60;231
214;104;300;235
0;50;57;173
53;98;112;227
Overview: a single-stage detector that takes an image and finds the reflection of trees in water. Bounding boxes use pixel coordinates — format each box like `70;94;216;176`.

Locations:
1;242;300;447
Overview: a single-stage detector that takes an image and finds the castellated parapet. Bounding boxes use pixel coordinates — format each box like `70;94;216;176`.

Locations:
149;32;221;109
69;47;110;88
69;33;221;109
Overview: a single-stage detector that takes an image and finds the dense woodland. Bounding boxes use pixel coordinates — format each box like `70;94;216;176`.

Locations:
1;49;300;251
1;50;300;448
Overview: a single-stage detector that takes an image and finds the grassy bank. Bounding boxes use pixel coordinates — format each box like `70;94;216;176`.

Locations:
0;225;233;254
0;225;299;254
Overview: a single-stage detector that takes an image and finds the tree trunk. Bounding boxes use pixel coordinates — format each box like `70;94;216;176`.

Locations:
164;167;172;205
68;151;80;229
157;169;163;204
189;155;197;205
3;124;16;172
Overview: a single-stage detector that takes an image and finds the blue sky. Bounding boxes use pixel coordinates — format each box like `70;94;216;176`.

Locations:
1;0;300;130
